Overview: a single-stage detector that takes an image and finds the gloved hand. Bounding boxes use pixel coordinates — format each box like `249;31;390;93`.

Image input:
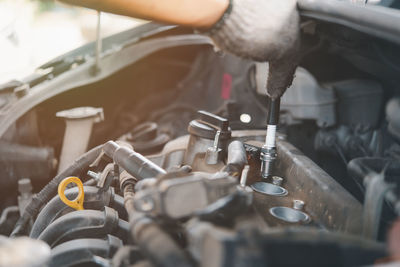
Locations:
207;0;300;99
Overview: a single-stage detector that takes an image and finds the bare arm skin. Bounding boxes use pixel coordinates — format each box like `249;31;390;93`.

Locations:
60;0;301;99
58;0;229;29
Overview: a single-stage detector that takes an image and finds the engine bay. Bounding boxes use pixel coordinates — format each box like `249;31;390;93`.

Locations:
0;20;400;266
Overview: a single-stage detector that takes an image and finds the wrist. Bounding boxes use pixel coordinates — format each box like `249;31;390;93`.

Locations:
203;0;233;33
205;0;300;62
191;0;230;29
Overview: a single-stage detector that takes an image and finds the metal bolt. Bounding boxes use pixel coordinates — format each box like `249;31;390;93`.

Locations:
272;176;283;186
293;200;305;210
260;146;277;178
87;170;101;181
213;131;220;148
205;130;222;165
18;178;32;195
277;134;287;141
240;165;250;187
14;84;29;98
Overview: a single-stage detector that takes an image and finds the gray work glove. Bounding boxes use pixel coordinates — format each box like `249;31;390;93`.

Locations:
207;0;300;99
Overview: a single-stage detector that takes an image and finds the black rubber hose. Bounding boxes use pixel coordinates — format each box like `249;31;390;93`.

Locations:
38;207;129;248
30;186;126;238
49;235;122;267
223;140;248;176
11;144;104;237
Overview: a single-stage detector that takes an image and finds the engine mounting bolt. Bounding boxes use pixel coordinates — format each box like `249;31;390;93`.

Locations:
293;200;305;211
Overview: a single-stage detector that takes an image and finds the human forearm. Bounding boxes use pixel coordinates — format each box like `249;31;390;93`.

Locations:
58;0;229;28
60;0;301;99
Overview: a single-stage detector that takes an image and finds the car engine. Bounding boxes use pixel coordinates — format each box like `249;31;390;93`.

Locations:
1;2;400;266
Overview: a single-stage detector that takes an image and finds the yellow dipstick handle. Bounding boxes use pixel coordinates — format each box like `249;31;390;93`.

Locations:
58;177;85;210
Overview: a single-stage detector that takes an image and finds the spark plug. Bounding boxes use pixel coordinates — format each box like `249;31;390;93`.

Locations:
260;98;280;178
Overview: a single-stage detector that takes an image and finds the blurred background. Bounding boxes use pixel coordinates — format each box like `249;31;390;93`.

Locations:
0;0;146;84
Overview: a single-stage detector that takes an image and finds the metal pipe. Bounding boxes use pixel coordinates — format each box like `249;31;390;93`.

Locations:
56;107;103;173
94;10;102;73
104;141;166;180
